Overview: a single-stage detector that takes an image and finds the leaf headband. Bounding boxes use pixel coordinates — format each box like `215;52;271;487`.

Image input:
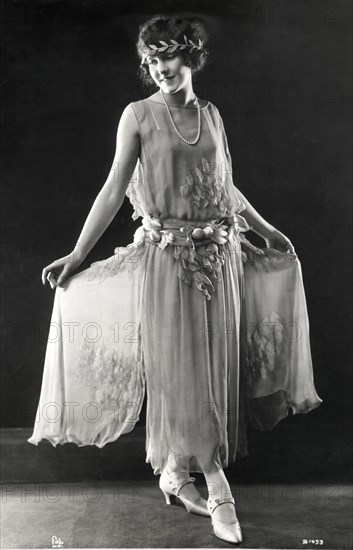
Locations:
140;34;204;65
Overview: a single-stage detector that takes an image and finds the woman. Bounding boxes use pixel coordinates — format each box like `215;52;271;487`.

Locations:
28;14;322;545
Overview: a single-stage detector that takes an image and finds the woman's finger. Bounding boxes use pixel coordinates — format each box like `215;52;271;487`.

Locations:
42;264;56;285
46;271;57;289
57;266;70;287
47;271;56;283
42;267;48;285
42;264;57;286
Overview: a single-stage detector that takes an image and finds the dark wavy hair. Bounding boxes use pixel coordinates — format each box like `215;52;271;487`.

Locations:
136;14;210;90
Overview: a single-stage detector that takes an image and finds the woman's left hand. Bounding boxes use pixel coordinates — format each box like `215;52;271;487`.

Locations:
263;228;296;255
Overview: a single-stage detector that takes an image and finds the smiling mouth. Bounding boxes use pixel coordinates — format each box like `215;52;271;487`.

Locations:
161;76;174;82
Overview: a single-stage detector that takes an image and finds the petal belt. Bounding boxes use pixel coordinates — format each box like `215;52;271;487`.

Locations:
131;213;252;251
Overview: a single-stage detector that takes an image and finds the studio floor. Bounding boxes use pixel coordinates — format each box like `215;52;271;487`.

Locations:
1;414;352;549
1;480;352;549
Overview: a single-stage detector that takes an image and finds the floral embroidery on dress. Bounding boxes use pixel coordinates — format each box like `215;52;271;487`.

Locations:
244;311;287;392
240;236;298;272
75;338;144;413
179;156;229;215
87;242;146;283
172;242;227;301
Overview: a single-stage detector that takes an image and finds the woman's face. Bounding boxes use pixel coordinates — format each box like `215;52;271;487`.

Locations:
146;51;192;93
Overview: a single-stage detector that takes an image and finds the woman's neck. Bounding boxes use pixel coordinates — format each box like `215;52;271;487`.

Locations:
159;88;197;108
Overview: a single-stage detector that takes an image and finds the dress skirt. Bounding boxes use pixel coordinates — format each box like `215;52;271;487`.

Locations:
27;215;322;475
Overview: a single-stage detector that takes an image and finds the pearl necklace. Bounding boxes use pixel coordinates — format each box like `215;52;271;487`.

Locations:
159;89;201;145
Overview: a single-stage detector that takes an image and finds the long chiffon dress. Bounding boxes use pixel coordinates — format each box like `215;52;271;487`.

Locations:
27;98;323;475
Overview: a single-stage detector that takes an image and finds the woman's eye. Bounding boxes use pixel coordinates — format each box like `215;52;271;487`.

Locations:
148;54;175;64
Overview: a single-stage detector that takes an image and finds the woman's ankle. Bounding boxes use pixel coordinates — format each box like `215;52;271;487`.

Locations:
165;454;189;475
165;467;189;477
203;468;233;501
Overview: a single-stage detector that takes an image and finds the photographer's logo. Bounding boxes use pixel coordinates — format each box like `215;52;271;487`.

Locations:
52;535;64;548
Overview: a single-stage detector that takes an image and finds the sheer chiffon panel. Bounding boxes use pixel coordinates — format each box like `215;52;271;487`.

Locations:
27;245;147;448
241;247;323;431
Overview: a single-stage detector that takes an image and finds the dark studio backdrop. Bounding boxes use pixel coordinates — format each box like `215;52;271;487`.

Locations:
1;0;352;485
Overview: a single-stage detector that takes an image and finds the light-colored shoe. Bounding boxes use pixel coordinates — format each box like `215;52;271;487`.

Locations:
159;468;210;517
207;495;243;544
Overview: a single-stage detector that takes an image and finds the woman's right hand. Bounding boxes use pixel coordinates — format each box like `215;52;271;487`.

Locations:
42;251;84;289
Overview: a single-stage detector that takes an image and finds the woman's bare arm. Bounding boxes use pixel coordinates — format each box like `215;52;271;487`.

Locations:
72;104;140;261
237;189;296;253
236;189;275;239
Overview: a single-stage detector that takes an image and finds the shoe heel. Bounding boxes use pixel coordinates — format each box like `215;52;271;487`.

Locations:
162;490;175;505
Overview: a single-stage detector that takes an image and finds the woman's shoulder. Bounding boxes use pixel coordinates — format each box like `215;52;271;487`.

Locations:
206;100;219;112
199;98;212;109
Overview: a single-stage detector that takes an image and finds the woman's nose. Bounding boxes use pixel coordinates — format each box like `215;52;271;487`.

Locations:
157;59;168;72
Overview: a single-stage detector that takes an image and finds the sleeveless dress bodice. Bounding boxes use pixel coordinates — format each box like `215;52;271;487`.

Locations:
125;98;246;222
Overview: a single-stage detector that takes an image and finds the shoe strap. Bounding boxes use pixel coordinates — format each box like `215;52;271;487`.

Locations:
207;496;236;514
165;471;196;496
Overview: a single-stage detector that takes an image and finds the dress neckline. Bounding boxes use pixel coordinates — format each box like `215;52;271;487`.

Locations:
145;98;210;110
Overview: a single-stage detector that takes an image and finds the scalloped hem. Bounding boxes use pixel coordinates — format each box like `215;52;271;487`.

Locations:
27;422;137;449
247;389;323;432
290;396;323;415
